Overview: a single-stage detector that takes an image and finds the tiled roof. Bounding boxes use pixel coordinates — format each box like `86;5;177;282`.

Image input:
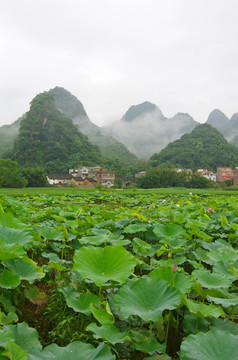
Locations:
85;177;97;182
72;176;84;181
47;174;72;180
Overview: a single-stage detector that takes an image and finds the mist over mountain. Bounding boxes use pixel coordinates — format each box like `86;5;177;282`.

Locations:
206;109;229;132
205;109;238;143
121;101;164;122
0;116;23;157
102;102;198;158
1;86;238;165
11;92;103;172
50;87;139;166
150;123;238;170
49;87;99;135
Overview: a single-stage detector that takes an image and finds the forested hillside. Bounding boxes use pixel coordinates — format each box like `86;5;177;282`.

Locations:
0;117;22;157
50;87;139;166
11;92;103;173
206;109;238;144
150;124;238;170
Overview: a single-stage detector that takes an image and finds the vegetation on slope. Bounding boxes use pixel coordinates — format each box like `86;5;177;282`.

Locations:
150;124;238;171
50;87;140;167
11;92;103;172
0;117;22;157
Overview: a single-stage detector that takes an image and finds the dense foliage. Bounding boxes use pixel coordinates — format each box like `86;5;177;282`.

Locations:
50;87;140;168
0;159;46;188
0;159;27;188
0;117;22;158
11;92;104;171
137;167;213;189
0;190;237;359
206;109;238;145
150;124;238;170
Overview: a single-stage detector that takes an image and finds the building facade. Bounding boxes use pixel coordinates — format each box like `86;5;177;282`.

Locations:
216;167;233;183
233;167;238;185
197;169;216;182
69;166;115;187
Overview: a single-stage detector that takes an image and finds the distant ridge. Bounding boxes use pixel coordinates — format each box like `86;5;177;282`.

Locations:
102;102;198;158
150;123;238;170
121;101;162;122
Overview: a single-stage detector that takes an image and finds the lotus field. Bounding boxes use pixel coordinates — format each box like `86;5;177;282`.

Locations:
0;190;238;359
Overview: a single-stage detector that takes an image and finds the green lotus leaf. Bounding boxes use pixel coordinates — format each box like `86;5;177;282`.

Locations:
185;219;208;230
28;341;115;360
193;248;213;266
48;262;66;272
108;239;131;246
90;301;114;325
182;296;225;318
0;227;33;248
202;241;238;263
86;323;128;344
79;235;110;246
0;242;25;260
65;291;100;316
1;341;27;360
180;329;238;360
133;339;166;355
3;257;45;284
0;329;13;347
153;224;185;238
73;246;136;287
114;218;130;229
114;277;181;322
213;261;237;281
0;212;30;230
41;252;61;263
133;238;155;256
160;237;187;249
183;313;209;335
190;228;212;240
193;269;232;289
143;355;172;360
148;266;195;293
209;318;238;335
4;322;42;352
0;270;20;289
208;249;238;263
206;295;238;308
1;311;18;325
123;223;147;234
36;227;64;241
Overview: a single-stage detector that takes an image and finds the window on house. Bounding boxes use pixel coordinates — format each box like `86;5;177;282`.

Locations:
103;173;108;177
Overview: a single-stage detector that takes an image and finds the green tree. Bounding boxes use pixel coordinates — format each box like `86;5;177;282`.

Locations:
21;167;46;187
0;159;27;188
150;124;238;171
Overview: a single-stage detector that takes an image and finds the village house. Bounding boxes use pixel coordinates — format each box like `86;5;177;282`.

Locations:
233;167;238;185
135;171;146;179
46;174;72;186
47;167;115;188
216;167;233;183
69;166;115;188
197;169;216;182
174;168;192;173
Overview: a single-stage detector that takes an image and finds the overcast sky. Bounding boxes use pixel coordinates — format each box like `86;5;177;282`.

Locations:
1;0;238;127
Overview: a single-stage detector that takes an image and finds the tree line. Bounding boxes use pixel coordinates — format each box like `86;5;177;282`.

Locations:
136;167;214;189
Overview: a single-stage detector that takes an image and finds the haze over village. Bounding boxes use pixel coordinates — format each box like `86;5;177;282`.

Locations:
1;2;238;359
1;0;238;190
